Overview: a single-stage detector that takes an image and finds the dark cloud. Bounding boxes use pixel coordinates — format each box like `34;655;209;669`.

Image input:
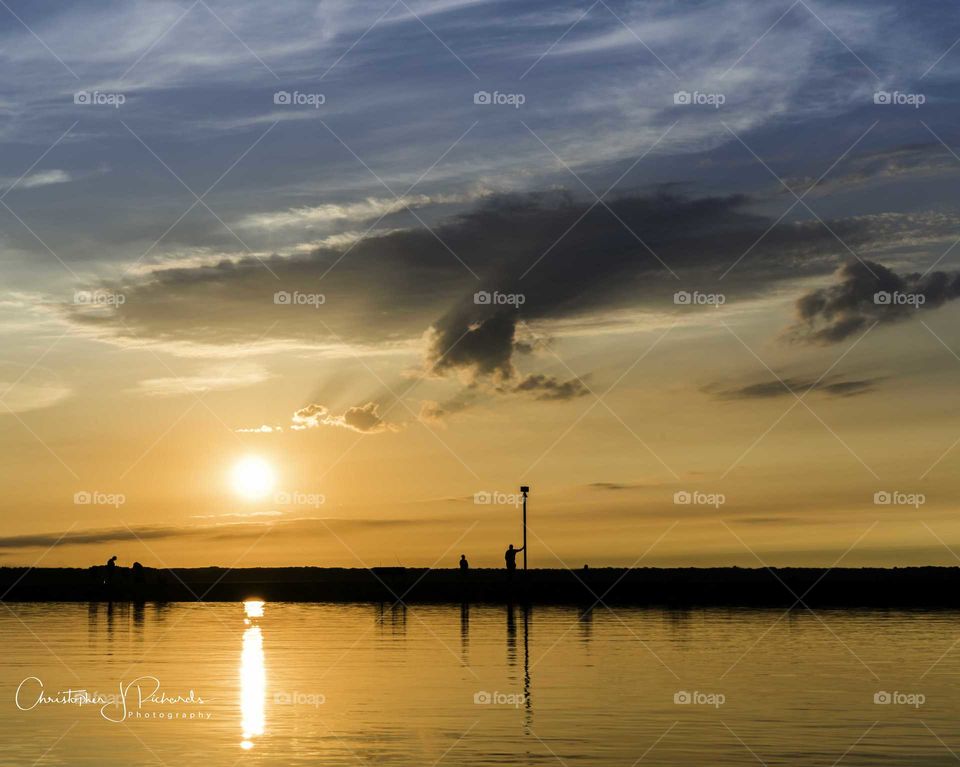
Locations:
421;310;586;401
426;311;521;381
418;389;478;426
67;189;886;354
65;190;943;414
788;260;960;344
398;190;889;397
418;400;448;425
0;525;183;549
339;403;396;433
589;481;648;491
0;516;452;551
706;374;883;400
508;373;590;401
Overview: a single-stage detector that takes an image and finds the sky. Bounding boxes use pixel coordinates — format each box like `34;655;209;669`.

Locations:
3;0;960;568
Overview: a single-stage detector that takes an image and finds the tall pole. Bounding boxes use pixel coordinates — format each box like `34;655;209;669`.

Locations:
520;485;529;571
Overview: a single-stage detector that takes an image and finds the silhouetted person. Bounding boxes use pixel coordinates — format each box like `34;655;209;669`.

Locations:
459;554;469;572
106;555;118;586
505;544;524;576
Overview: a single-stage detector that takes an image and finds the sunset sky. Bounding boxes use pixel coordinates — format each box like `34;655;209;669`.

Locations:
3;0;960;568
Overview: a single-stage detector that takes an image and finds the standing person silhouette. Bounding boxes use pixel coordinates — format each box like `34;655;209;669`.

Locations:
459;554;469;572
106;555;118;586
504;544;524;576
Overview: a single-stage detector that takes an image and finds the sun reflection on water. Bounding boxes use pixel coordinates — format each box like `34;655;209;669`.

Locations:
240;600;265;750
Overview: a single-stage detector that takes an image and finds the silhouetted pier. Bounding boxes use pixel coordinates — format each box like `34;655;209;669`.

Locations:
2;566;960;606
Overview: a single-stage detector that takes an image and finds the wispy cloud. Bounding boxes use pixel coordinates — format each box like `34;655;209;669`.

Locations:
238;192;477;232
15;169;72;189
0;514;449;551
134;362;272;397
705;375;883;401
0;381;72;413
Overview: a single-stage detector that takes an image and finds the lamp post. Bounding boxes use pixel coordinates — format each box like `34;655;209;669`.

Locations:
520;485;529;571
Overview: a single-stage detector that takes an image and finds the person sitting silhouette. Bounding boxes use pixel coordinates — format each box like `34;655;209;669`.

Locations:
504;544;524;575
459;554;469;572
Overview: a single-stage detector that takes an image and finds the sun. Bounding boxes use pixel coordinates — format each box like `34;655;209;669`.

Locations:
231;456;275;501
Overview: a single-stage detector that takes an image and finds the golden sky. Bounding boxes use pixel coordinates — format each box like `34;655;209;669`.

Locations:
2;0;960;568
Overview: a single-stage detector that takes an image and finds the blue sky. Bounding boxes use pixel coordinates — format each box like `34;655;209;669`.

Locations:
1;0;957;286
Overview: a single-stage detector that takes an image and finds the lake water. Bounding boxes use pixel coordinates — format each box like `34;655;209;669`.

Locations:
3;601;960;765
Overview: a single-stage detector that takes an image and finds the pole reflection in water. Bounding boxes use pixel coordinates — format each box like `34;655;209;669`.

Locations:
240;600;266;751
506;603;533;731
522;605;531;732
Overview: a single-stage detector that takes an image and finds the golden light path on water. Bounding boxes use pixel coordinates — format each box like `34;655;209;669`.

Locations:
241;600;266;750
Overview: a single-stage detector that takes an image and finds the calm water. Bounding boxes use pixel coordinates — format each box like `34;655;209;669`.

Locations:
3;601;960;765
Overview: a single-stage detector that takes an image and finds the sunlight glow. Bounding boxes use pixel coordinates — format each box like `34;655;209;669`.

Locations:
231;457;275;501
240;600;266;750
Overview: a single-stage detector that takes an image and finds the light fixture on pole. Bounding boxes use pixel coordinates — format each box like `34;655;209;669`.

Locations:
520;485;529;571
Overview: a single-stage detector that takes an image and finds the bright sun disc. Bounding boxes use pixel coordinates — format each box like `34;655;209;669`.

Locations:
232;457;275;500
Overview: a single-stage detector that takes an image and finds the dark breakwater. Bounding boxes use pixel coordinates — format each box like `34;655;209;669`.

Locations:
2;566;959;606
